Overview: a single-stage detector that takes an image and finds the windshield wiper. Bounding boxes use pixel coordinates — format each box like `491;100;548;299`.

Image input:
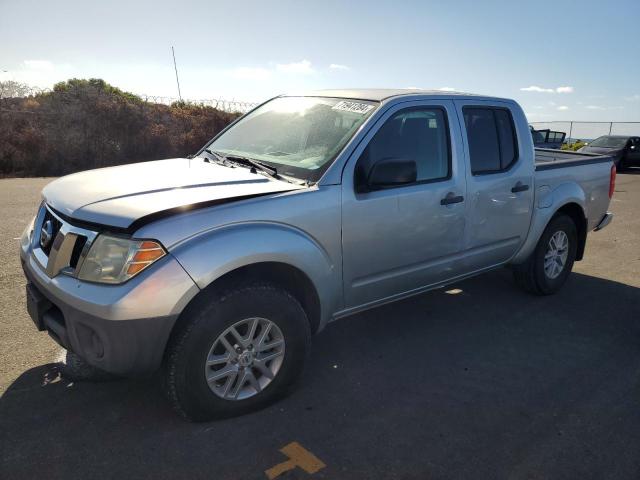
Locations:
227;155;279;178
204;148;284;181
202;149;308;185
203;148;237;168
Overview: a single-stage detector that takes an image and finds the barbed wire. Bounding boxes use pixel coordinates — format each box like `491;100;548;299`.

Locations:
136;94;257;113
0;83;258;113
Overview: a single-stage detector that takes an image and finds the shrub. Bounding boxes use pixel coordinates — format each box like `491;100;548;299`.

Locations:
561;140;587;151
0;79;240;177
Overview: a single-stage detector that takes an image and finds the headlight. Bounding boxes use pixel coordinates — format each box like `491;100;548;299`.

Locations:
20;216;36;250
77;235;166;284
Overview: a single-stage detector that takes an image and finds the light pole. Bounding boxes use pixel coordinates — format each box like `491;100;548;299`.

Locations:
171;47;182;102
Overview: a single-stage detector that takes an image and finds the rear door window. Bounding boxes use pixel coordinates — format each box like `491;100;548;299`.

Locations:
463;107;518;174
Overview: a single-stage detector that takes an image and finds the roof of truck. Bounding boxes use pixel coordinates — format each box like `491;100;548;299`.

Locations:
282;88;511;103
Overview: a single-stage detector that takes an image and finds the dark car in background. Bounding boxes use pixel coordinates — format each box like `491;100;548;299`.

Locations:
579;135;640;170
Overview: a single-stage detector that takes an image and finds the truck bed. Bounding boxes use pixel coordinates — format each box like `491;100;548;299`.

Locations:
535;148;613;171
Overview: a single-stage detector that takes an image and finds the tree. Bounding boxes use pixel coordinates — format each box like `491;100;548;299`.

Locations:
0;80;33;99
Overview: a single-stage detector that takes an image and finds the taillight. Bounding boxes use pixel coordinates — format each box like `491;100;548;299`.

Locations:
609;164;616;199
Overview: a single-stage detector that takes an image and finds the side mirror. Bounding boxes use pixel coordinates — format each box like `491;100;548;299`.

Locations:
630;145;636;150
366;158;417;190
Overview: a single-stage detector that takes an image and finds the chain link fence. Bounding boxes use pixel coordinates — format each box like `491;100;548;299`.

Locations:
530;121;640;144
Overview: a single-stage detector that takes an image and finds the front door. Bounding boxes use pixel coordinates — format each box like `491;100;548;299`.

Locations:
341;100;467;309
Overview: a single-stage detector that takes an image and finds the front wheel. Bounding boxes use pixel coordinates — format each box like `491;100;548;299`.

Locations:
163;283;311;421
512;214;577;295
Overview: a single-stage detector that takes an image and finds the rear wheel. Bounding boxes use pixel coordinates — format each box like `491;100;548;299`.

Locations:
513;214;577;295
163;283;311;421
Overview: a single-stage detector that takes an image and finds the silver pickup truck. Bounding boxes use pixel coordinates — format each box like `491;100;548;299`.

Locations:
20;89;616;420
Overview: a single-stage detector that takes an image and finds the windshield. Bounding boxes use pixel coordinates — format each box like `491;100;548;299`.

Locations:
204;96;378;181
589;136;628;148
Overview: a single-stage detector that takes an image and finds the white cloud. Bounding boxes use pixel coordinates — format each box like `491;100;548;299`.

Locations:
625;94;640;102
276;59;314;74
586;105;605;110
23;60;54;71
557;105;569;111
329;63;350;71
227;66;272;80
437;87;456;91
520;85;574;93
521;85;554;93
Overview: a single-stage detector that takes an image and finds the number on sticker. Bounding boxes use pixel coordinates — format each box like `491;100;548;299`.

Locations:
332;101;374;115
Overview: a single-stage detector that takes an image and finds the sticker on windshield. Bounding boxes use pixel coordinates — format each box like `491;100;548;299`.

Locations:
332;101;374;115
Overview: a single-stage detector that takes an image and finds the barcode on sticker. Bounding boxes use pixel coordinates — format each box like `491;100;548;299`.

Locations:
332;101;374;115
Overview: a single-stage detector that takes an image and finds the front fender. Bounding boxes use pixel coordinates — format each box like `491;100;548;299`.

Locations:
512;182;586;264
170;222;341;329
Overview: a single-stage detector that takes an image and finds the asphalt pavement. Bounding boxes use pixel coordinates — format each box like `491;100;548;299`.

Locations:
1;172;639;479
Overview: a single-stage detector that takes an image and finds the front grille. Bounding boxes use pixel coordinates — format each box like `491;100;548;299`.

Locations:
40;208;63;256
33;204;97;278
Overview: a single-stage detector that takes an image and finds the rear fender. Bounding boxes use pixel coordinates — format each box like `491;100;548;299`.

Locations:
512;182;586;264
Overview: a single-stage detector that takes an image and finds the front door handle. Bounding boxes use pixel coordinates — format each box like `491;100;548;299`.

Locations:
511;182;530;193
440;193;464;205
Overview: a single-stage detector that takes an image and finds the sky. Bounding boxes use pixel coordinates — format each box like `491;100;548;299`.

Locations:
1;0;639;122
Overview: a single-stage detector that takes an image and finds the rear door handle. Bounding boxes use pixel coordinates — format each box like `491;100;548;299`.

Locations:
440;194;464;205
511;182;530;193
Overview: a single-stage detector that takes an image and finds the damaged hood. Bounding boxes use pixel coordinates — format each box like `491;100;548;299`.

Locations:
43;158;304;230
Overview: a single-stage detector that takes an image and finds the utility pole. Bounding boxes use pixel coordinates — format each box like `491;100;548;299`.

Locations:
171;46;182;101
568;121;573;145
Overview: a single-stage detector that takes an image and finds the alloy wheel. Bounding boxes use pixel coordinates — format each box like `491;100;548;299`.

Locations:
544;230;569;279
204;317;285;400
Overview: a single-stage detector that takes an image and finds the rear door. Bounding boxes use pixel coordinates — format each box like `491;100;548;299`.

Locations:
341;100;467;308
454;100;535;271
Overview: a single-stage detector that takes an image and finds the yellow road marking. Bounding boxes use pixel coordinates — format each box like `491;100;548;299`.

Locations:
265;442;326;479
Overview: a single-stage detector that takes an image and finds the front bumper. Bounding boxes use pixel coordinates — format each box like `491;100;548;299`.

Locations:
20;240;199;375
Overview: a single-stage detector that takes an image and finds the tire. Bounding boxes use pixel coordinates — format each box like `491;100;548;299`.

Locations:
512;214;577;295
163;283;311;421
616;157;626;172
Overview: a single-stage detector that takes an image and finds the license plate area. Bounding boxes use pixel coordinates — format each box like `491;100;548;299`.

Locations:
26;282;52;331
